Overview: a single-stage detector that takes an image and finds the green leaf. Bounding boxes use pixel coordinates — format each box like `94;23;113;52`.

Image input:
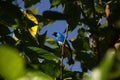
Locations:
17;71;53;80
63;1;81;30
34;15;54;26
35;15;55;26
28;47;59;62
40;60;60;78
100;48;115;80
76;51;97;70
71;37;90;51
27;7;38;14
82;72;90;80
0;45;25;80
64;71;83;80
38;31;47;46
95;4;104;13
49;0;61;7
99;21;107;28
46;37;57;47
0;1;23;27
90;48;116;80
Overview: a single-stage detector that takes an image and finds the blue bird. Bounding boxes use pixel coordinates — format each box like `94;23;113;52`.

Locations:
52;32;74;65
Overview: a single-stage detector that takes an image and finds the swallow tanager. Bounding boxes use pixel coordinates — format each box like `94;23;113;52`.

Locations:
53;32;74;65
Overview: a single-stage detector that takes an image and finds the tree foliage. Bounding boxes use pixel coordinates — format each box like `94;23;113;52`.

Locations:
0;0;120;80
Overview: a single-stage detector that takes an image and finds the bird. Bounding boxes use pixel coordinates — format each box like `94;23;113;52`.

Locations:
52;32;74;65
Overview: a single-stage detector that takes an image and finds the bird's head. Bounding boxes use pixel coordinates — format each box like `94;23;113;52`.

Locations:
52;32;57;37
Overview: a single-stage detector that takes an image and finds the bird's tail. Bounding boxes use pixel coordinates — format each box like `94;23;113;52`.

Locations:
64;47;74;65
68;57;74;65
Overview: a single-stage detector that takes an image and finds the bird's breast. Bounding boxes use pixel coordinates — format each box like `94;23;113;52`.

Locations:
58;41;68;48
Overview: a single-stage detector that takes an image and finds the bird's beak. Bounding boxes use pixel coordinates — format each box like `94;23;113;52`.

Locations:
52;32;57;37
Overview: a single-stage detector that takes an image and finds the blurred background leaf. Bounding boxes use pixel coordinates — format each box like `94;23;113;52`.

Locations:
0;45;25;80
17;71;53;80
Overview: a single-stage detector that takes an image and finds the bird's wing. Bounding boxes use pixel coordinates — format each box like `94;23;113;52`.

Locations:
65;40;72;52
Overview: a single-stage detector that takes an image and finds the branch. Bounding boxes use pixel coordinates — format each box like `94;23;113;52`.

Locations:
81;4;86;19
60;25;69;80
105;4;112;26
91;0;96;20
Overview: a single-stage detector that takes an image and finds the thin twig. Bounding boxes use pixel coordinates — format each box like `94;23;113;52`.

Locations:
60;25;69;80
91;0;96;20
105;5;112;26
81;4;86;19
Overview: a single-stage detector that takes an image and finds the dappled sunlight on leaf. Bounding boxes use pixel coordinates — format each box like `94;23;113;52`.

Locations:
23;11;39;38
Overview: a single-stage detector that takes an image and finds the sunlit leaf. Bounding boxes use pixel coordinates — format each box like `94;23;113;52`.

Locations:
49;0;61;7
46;37;57;47
23;11;39;38
28;8;38;14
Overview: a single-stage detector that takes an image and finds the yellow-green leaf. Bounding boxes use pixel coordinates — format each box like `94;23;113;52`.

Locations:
0;45;25;80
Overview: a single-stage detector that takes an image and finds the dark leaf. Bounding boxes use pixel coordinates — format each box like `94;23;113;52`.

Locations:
2;36;16;46
0;1;36;29
24;0;41;8
43;11;67;20
14;29;33;41
0;1;23;26
71;37;90;51
37;31;47;46
76;51;97;70
28;47;59;62
0;24;11;36
35;15;55;26
39;60;60;78
64;71;83;80
63;1;81;30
